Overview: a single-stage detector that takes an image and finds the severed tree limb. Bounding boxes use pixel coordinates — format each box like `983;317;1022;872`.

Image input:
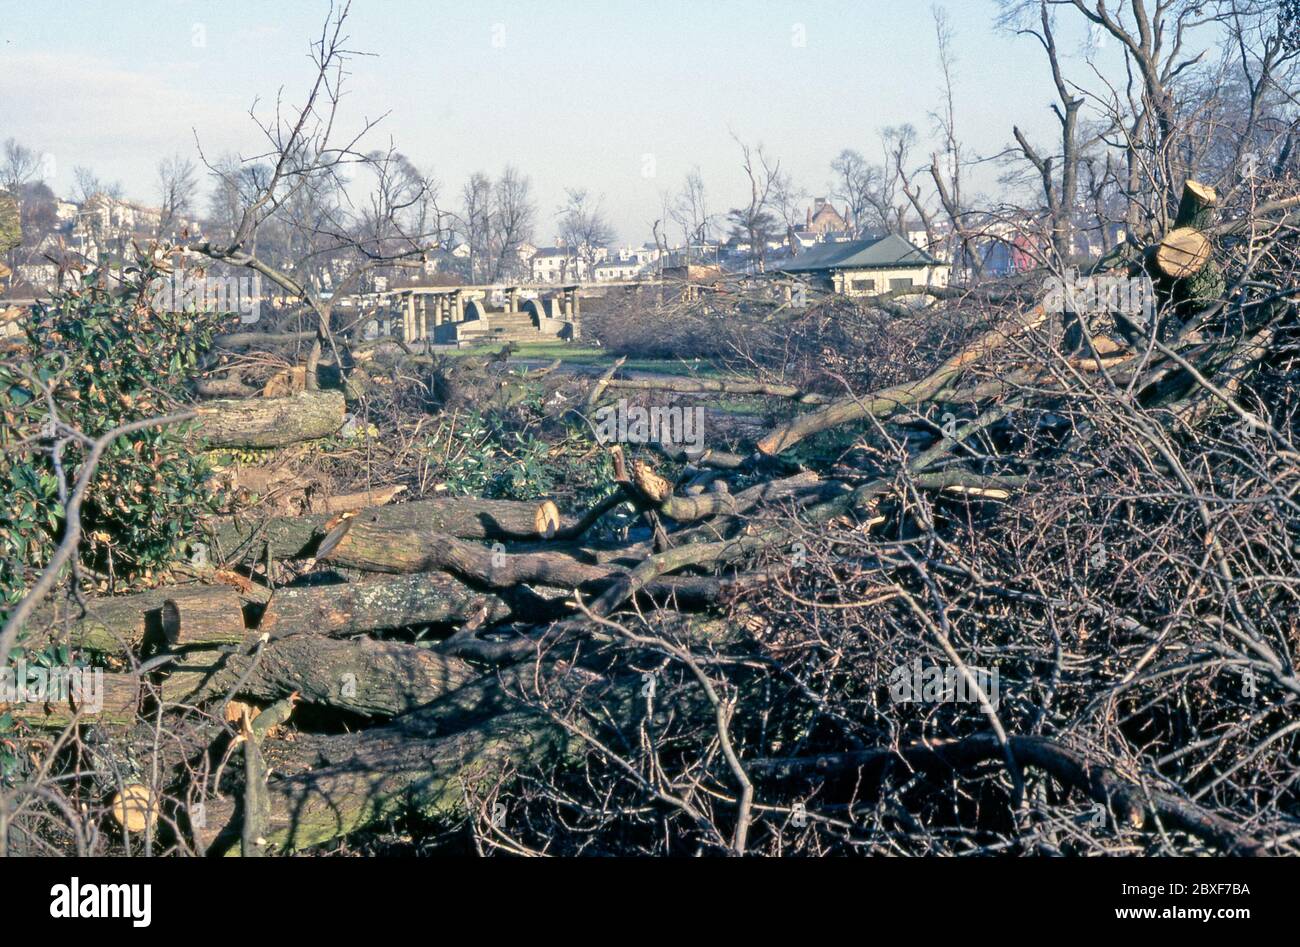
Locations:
192;390;345;449
748;733;1267;856
163;635;478;718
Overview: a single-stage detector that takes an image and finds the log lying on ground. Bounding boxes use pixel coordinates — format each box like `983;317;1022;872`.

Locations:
163;636;478;718
602;375;831;404
0;672;140;728
257;573;512;639
194;708;570;854
318;518;614;586
25;582;268;654
207;495;564;560
640;470;836;522
163;586;247;647
192;390;345;449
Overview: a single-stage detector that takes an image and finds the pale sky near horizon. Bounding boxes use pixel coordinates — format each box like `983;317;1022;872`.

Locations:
0;0;1170;245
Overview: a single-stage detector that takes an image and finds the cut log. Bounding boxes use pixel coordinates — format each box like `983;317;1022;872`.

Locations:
110;784;159;834
194;709;570;854
602;375;831;404
162;586;247;647
162;636;478;718
257;573;512;638
25;583;267;654
0;672;139;728
319;484;407;513
318;519;612;586
192;390;345;448
1173;179;1218;231
1154;227;1212;279
207;495;567;560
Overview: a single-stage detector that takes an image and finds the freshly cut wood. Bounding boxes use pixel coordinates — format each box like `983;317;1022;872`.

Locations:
27;583;267;654
0;672;139;728
111;784;158;833
1154;227;1212;279
320;484;406;513
162;586;247;647
262;365;307;398
192;389;345;448
258;573;511;638
208;495;568;560
163;636;478;718
1173;179;1218;231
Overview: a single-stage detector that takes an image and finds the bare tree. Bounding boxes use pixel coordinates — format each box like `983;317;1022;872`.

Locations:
72;166;123;204
830;149;881;236
927;5;978;277
156;154;198;237
1;138;41;192
190;2;441;385
489;165;536;282
884;124;937;244
558;188;614;281
1053;0;1213;231
728;133;780;272
670;167;712;256
1002;0;1085;263
459;171;493;283
769;167;807;238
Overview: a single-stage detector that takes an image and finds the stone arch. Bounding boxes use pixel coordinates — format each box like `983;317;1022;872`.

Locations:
520;297;546;327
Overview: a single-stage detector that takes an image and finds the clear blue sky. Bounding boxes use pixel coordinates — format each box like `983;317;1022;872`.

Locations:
0;0;1135;244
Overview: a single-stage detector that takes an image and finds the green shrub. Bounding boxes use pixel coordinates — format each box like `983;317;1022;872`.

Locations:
1;258;224;613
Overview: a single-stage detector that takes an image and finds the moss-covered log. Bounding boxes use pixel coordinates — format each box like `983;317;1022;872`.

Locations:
162;636;478;717
258;573;511;638
192;390;346;448
0;671;139;728
25;583;267;655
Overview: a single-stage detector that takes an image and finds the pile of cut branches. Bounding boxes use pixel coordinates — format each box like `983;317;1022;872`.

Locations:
3;181;1299;856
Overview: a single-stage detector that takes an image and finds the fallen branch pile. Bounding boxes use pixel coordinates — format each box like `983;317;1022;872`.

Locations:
4;181;1300;857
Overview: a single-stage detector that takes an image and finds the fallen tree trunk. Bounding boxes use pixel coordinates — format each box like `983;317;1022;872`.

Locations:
192;390;346;449
163;586;247;647
194;709;569;854
257;573;512;639
750;732;1266;856
26;582;267;654
602;375;831;404
207;495;564;560
0;672;140;728
318;519;614;586
163;636;478;718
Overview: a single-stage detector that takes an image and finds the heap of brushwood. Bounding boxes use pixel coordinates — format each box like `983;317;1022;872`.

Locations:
9;181;1300;856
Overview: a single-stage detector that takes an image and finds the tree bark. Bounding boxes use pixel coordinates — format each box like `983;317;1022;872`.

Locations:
26;583;266;654
192;390;345;448
258;573;512;639
207;495;564;561
163;636;478;718
163;586;247;647
0;672;139;728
